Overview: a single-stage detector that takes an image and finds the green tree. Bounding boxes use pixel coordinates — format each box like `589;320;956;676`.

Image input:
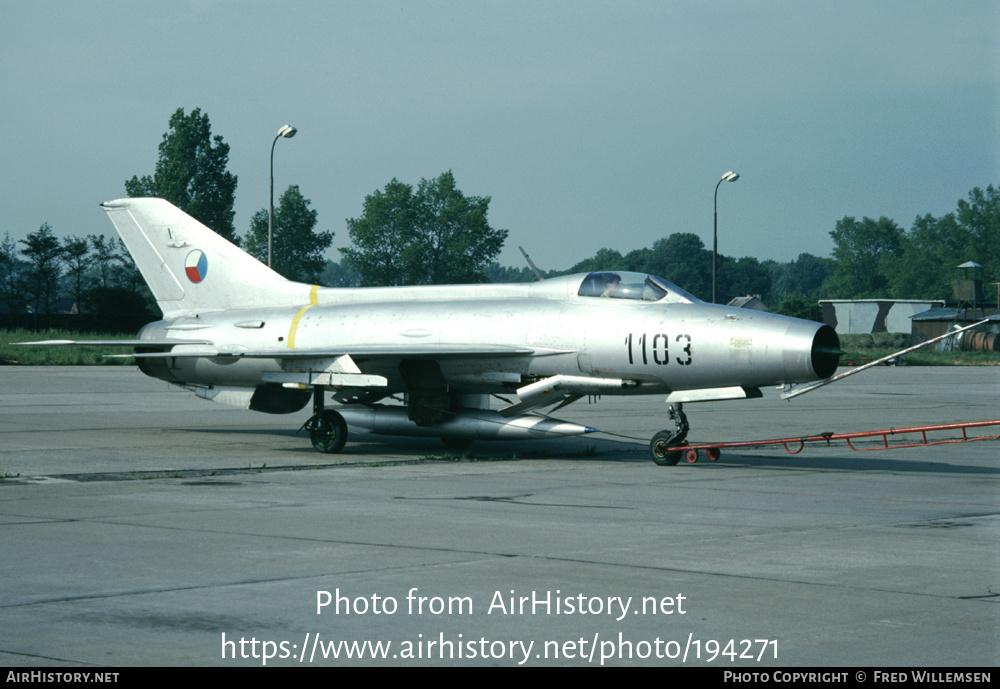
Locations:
81;286;156;333
343;171;507;286
340;179;417;287
61;235;92;309
566;247;626;274
0;233;27;312
412;171;508;284
319;260;361;287
485;263;545;283
20;223;63;317
717;255;772;305
622;247;653;273
880;186;998;300
125;107;239;243
956;185;1000;282
884;213;968;299
774;293;822;321
823;216;903;298
559;235;769;303
113;237;144;293
244;185;333;283
642;233;714;300
879;186;999;300
763;253;832;306
87;234;118;289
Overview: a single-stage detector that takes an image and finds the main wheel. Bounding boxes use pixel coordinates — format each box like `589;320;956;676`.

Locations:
650;430;683;466
311;410;348;454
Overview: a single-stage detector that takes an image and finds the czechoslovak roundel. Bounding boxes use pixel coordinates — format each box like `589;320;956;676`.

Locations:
185;250;208;283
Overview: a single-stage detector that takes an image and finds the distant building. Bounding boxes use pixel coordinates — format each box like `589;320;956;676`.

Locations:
910;306;1000;348
727;295;768;312
820;299;944;335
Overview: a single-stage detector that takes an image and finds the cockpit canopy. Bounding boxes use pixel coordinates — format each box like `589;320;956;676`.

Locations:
577;271;699;304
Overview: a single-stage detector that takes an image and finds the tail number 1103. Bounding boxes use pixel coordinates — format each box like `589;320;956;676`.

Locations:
625;333;692;366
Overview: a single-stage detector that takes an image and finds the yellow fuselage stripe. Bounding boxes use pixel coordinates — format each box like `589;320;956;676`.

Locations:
287;285;319;349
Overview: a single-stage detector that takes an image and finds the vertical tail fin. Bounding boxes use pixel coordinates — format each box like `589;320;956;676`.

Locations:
102;198;311;318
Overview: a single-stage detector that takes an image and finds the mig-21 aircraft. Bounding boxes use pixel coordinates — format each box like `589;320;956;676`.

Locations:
28;197;845;464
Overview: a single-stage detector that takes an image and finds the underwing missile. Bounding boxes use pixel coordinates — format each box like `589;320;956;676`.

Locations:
337;406;597;441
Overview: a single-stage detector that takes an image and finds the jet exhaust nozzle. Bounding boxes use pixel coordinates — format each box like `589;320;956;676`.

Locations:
811;325;842;379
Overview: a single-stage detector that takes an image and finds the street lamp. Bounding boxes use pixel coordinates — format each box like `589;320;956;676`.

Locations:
269;124;297;269
713;170;739;303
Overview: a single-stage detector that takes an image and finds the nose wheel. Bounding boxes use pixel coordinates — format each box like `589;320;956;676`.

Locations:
649;404;689;466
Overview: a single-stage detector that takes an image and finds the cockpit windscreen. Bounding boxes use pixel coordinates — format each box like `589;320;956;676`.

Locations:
577;271;699;303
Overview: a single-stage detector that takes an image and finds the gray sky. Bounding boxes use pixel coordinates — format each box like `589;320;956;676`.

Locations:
2;1;997;273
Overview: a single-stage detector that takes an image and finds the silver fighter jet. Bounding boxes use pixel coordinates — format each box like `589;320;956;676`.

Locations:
38;198;843;464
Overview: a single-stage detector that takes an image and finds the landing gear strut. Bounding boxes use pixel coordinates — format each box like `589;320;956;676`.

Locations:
649;403;689;466
302;388;347;454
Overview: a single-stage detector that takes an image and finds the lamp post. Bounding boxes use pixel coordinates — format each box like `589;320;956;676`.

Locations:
713;170;739;303
269;124;297;269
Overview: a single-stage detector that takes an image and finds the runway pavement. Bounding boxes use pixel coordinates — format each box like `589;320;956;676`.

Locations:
0;365;997;667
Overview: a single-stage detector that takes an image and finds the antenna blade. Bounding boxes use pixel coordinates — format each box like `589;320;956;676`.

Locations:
519;245;545;282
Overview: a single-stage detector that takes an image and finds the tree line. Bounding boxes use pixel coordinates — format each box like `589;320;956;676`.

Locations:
480;185;999;321
824;187;999;301
1;225;152;331
2;106;996;333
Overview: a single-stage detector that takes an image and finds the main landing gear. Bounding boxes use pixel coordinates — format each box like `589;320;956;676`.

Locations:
649;403;690;466
302;388;347;454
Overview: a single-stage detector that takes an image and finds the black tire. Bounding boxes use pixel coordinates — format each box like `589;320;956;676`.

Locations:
650;430;683;466
311;410;348;454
